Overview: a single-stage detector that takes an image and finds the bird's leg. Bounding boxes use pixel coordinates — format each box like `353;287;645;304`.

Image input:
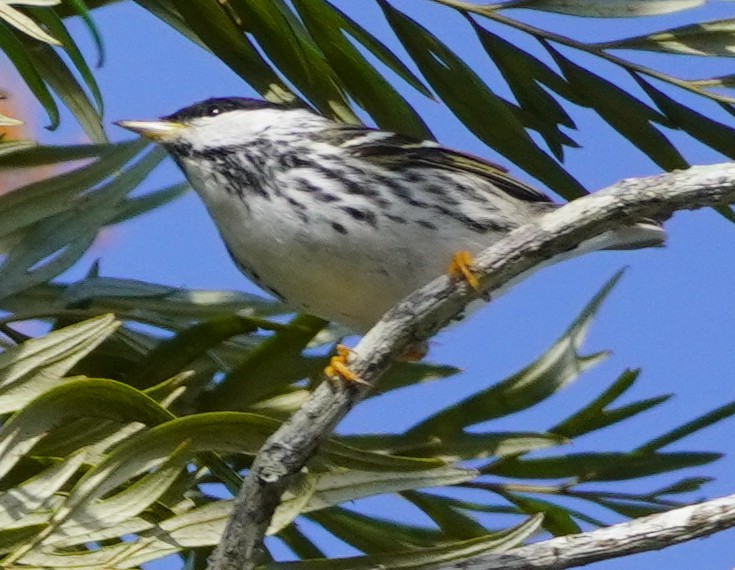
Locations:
448;250;481;291
324;345;368;385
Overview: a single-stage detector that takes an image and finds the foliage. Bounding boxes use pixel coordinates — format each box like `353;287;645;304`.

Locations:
0;0;733;568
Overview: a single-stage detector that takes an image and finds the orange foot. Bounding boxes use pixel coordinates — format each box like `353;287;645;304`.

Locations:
448;250;481;291
324;345;368;385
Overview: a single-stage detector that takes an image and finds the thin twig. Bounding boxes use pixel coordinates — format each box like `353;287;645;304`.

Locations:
208;162;735;570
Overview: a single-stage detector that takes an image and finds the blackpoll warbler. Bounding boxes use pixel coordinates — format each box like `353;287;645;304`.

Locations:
117;97;665;334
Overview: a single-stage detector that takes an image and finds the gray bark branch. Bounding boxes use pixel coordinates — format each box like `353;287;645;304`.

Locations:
207;162;735;570
451;491;735;569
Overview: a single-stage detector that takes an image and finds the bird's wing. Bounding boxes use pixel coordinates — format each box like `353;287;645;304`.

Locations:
328;127;553;204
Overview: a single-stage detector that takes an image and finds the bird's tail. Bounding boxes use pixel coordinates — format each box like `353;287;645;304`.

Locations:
579;221;667;253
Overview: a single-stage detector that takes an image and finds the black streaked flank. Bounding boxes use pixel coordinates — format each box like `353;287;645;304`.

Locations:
331;222;348;234
341;206;377;228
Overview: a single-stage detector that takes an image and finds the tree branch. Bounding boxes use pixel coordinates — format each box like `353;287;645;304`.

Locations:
207;162;735;570
451;491;735;569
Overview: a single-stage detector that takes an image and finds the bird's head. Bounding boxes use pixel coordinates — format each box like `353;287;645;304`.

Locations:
115;97;321;150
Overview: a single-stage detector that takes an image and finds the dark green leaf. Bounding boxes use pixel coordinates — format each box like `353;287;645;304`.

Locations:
551;369;671;438
0;22;59;129
125;315;260;389
502;493;581;535
402;491;488;539
0;142;120;168
62;0;106;66
636;401;735;453
486;451;721;481
165;0;294;102
405;271;623;439
201;314;327;410
597;19;735;56
591;497;671;518
28;6;104;115
293;0;432;138
635;75;735;159
544;42;688;171
228;0;355;122
653;476;713;496
470;20;579;159
378;1;587;198
18;40;106;142
503;0;705;17
317;2;432;98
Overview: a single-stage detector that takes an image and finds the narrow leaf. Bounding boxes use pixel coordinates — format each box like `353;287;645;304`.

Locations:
504;0;705;17
378;0;587;198
598;19;735;56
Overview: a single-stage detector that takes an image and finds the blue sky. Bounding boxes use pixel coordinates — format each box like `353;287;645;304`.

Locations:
22;1;735;568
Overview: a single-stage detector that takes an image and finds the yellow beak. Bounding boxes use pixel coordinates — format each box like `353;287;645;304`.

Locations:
114;119;186;141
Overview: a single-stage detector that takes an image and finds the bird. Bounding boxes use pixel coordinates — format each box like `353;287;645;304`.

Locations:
116;97;665;372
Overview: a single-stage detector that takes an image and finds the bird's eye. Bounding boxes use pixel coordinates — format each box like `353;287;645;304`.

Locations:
207;105;221;117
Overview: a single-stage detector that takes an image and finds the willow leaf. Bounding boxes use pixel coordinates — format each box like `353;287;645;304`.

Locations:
293;0;432;138
0;22;59;128
545;42;688;171
381;1;587;197
405;271;623;439
503;0;705;17
598;19;735;56
0;1;60;44
166;0;293;103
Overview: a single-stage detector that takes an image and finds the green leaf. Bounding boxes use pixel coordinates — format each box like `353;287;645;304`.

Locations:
486;451;721;481
544;42;688;171
503;493;581;536
402;491;488;539
124;314;260;389
470;21;580;160
502;0;706;17
378;0;587;198
307;507;444;553
202;313;328;410
0;142;120;168
598;19;735;56
311;1;432;99
0;375;170;480
111;180;190;224
635;76;735;159
17;39;106;142
551;369;671;438
343;431;565;462
269;466;478;534
0;451;86;527
0;147;166;299
591;497;671;518
228;0;356;122
635;401;735;453
164;0;294;103
28;5;104;114
63;0;105;66
293;0;432;138
0;1;60;45
0;139;145;244
0;314;119;417
653;476;713;496
369;361;461;398
0;21;59;128
263;515;543;570
0;139;36;157
405;271;623;440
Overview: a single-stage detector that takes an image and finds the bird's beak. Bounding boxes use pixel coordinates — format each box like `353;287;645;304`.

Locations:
114;119;186;141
